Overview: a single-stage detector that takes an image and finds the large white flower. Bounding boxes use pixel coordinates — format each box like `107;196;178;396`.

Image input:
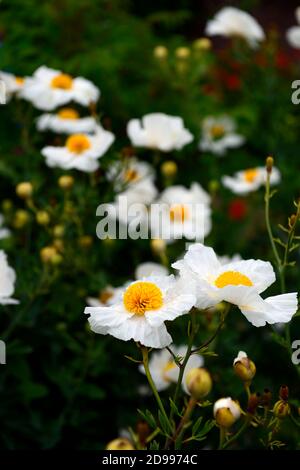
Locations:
41;125;114;172
0;214;11;240
173;243;298;327
286;7;300;48
139;345;203;391
36;107;97;134
199;116;245;156
0;251;18;305
84;275;196;349
205;7;265;48
0;71;24;101
127;113;193;152
222;166;281;195
135;262;168;280
20;66;100;110
152;183;212;244
107;158;155;193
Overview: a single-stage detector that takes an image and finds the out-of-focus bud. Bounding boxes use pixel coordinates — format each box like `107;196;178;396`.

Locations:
102;236;115;247
78;235;93;248
151;238;166;255
58;175;74;190
36;211;50;226
233;351;256;383
193;38;212;51
279;385;289;401
209;180;219;193
51;253;63;265
185;368;212;400
53;225;65;238
247;392;261;415
273;400;290;419
161;160;177;178
53;239;64;252
2;199;13;212
175;47;191;59
16;182;33;199
106;438;135;450
288;214;297;228
40;246;58;263
153;45;168;60
266;156;274;174
214;398;241;428
13;209;30;229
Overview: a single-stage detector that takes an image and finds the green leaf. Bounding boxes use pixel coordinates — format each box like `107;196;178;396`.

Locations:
158;410;172;437
149;440;160;450
169;398;182;418
192;416;203;436
137;409;157;429
194;419;216;439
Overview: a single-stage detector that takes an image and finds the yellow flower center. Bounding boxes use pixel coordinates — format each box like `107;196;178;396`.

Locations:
162;361;177;381
210;124;225;139
124;168;139;183
66;134;91;154
123;281;163;315
244;169;258;183
215;271;253;288
15;76;24;85
99;289;113;305
58;108;79;120
51;73;73;90
169;204;190;222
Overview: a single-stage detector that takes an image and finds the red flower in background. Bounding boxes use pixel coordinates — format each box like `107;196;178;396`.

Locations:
228;198;247;220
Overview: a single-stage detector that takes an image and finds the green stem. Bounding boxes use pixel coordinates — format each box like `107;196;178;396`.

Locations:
141;346;173;435
218;427;226;450
174;397;197;450
222;417;250;449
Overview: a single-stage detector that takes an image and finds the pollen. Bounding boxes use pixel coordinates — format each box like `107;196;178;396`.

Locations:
215;271;253;288
169;204;190;222
15;77;24;85
66;134;91;154
58;108;79;120
243;168;258;183
123;281;163;315
124;168;139;183
210;124;225;139
162;361;176;381
51;73;73;90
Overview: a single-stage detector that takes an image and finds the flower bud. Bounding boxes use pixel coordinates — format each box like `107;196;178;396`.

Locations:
153;45;168;60
185;367;212;400
193;38;212;50
151;238;166;255
233;351;256;383
273;400;290;419
16;182;33;199
266;156;274;174
161;160;177;178
279;385;289;401
175;47;191;59
247;393;261;415
40;246;58;263
209;179;219;193
36;211;50;226
106;438;135;451
13;209;30;229
53;225;65;238
288;214;297;228
58;175;74;190
53;239;64;252
214;398;241;428
51;253;63;265
2;199;13;212
78;235;93;248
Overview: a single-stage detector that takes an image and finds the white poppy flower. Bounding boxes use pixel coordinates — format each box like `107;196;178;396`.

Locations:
199;116;245;156
286;7;300;48
135;262;168;280
41;125;114;173
139;345;203;391
0;250;18;305
107;158;155;193
222;166;281;195
0;71;25;101
0;214;11;240
213;397;241;422
127;113;193;152
152;183;212;244
20;66;100;111
205;7;265;48
36;108;97;134
84;275;196;349
172;243;298;327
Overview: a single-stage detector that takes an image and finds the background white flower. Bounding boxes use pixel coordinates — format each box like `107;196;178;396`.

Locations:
286;7;300;48
205;7;265;48
20;66;100;110
0;214;11;240
0;71;24;101
86;284;128;308
36;108;97;134
107;158;155;193
199;116;245;156
127;113;193;151
173;243;298;327
41;125;114;172
85;275;196;348
135;262;168;280
222;166;281;195
0;250;18;305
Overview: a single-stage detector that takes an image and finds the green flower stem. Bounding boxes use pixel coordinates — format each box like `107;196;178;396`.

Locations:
218;427;226;450
174;397;197;450
222;417;250;449
141;346;173;435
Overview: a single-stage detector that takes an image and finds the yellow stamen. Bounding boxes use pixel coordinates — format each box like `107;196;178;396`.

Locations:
51;73;73;90
66;134;91;154
169;204;190;222
15;76;24;85
123;281;163;315
244;169;258;183
58;108;79;120
162;361;177;381
210;124;225;139
124;168;139;183
215;271;253;288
